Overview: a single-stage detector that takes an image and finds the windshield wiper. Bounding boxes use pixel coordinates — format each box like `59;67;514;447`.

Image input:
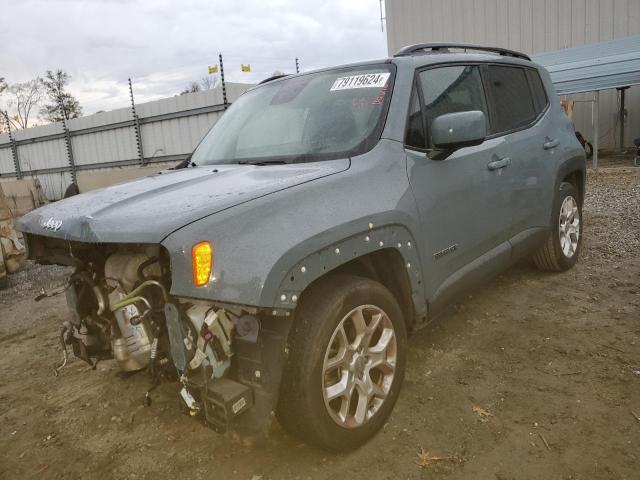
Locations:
237;160;288;166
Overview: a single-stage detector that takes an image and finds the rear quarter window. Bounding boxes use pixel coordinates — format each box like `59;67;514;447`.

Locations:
527;69;549;114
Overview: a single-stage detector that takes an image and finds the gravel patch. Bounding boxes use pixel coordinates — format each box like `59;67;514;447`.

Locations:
582;168;640;261
0;261;72;305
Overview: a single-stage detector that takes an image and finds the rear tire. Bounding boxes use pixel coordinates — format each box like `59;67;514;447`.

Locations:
277;274;407;451
533;182;582;271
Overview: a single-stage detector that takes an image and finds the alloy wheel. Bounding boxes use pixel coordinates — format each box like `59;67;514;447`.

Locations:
559;195;580;258
322;305;397;429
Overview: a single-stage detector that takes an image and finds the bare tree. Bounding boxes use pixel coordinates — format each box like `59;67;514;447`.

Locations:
40;69;82;123
4;78;44;129
0;78;7;133
179;76;220;96
200;75;219;91
180;81;201;95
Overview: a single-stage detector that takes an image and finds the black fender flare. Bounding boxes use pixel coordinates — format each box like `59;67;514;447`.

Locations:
262;224;427;319
554;154;586;202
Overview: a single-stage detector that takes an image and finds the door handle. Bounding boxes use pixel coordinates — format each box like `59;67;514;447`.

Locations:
487;157;511;171
543;138;560;150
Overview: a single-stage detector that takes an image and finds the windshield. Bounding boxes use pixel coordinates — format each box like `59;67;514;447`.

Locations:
192;64;395;165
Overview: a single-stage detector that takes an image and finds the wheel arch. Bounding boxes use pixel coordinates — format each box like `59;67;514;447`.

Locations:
556;154;586;204
264;225;427;330
317;248;418;331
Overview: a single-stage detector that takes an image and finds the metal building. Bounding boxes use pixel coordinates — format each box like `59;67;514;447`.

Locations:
384;0;640;150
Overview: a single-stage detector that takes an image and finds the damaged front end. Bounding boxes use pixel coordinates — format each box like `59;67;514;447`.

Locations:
28;235;291;436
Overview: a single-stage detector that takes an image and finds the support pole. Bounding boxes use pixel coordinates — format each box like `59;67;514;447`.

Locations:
593;90;599;170
2;111;21;179
295;57;300;74
617;87;628;153
219;53;228;108
59;103;77;184
128;78;145;165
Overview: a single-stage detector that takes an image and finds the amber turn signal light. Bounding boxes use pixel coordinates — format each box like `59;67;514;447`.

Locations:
192;241;213;287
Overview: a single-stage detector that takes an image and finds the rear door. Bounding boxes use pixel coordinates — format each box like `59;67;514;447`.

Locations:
481;64;553;236
405;64;514;301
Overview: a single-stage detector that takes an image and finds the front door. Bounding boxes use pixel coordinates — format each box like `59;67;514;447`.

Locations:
405;64;514;302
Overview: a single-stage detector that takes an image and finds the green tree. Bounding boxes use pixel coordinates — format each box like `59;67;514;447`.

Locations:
40;70;82;122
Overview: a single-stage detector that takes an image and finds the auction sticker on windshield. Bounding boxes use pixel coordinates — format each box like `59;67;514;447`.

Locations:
330;72;390;91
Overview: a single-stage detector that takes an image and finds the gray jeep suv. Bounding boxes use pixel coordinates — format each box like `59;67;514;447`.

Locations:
18;43;585;450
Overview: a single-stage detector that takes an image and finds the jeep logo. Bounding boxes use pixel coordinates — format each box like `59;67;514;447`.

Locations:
41;217;63;231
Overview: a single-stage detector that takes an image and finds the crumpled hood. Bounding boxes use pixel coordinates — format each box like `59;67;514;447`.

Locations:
17;159;349;243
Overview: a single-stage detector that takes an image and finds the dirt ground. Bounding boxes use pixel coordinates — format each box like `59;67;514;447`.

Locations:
1;168;638;480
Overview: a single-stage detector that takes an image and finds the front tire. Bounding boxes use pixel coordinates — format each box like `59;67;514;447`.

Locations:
277;274;407;451
533;182;582;271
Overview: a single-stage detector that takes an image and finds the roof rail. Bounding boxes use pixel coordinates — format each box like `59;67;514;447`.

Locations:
394;43;531;61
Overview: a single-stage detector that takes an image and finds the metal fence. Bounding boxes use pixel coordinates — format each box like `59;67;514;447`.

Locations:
0;82;252;200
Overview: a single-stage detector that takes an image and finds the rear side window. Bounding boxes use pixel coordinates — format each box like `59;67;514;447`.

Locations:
418;65;488;146
527;69;548;114
485;65;536;134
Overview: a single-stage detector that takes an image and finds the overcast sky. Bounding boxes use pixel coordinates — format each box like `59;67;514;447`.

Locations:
0;0;388;115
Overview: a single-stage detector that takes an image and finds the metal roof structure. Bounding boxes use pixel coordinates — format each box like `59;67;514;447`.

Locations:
532;35;640;95
532;35;640;169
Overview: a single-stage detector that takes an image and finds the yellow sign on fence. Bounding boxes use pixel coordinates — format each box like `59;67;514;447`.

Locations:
241;64;251;72
208;65;219;74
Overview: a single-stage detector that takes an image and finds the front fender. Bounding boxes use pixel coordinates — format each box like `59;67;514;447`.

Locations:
162;207;424;312
161;140;424;312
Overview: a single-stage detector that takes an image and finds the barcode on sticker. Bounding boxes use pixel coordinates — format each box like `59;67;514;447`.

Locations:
330;73;390;91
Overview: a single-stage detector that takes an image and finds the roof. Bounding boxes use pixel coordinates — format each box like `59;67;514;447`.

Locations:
532;35;640;95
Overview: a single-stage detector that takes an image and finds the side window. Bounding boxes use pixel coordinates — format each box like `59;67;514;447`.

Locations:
405;85;426;149
418;65;488;146
527;69;549;114
485;65;536;133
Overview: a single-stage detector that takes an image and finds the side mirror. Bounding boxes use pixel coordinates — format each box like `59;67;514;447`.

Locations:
428;110;487;160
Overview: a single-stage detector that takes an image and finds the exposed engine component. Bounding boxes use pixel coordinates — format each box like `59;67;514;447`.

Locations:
164;300;248;427
184;303;234;378
55;247;237;382
45;243;258;432
105;252;162;372
105;252;161;292
52;248;168;375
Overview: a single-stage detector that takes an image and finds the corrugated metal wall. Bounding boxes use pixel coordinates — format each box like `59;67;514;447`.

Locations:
385;0;640;150
0;83;251;200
